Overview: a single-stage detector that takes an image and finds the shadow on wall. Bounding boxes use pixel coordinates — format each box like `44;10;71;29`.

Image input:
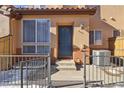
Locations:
96;6;119;33
88;6;121;54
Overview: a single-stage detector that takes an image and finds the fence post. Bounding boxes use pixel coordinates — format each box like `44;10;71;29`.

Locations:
123;58;124;82
83;48;87;88
20;62;23;88
47;55;51;87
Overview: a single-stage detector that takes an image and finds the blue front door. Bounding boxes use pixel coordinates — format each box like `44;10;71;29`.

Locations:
58;26;73;58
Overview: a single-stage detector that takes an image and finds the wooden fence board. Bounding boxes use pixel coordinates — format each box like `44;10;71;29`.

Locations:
109;37;124;56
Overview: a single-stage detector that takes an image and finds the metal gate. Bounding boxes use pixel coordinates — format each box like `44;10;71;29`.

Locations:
83;50;124;88
0;55;51;88
1;54;124;88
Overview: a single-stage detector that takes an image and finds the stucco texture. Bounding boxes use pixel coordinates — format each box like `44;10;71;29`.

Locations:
11;14;90;63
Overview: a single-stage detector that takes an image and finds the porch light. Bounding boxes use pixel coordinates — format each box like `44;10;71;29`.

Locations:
110;17;116;21
80;24;85;29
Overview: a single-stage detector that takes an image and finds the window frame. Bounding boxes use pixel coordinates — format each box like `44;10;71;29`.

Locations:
89;30;102;45
21;18;51;55
112;30;120;37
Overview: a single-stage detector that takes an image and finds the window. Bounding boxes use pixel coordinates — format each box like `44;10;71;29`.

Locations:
23;46;35;53
23;20;35;42
89;30;102;45
37;46;50;54
37;20;49;42
113;30;120;37
22;19;50;55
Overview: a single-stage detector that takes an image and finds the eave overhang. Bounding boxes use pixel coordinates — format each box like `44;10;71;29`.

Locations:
10;7;96;19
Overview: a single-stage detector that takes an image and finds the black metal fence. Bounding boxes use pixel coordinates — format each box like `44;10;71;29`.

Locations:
0;55;51;88
1;54;124;88
83;54;124;87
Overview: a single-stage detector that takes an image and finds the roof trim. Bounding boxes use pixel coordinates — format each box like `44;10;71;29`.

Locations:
10;7;96;19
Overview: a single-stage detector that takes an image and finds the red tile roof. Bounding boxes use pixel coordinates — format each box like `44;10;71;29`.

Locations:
10;7;96;19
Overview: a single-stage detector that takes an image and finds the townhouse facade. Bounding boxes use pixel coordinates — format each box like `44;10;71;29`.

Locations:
0;5;124;64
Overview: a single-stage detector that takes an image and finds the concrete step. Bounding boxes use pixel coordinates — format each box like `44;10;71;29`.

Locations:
56;60;77;71
56;62;75;66
56;65;76;70
56;60;75;66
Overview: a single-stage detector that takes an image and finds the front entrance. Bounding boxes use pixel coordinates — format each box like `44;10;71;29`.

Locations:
58;26;73;58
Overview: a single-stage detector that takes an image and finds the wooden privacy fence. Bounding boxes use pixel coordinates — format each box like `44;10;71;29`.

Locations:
109;37;124;56
0;35;12;55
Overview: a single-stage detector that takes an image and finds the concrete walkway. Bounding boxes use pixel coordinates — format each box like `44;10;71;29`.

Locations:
51;70;84;88
51;60;84;87
51;60;124;88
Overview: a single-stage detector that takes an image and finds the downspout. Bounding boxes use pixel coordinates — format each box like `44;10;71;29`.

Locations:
8;11;12;55
9;10;14;55
9;17;11;55
8;7;15;55
9;17;14;55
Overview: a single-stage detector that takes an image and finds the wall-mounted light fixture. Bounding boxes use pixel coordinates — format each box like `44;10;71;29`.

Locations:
80;24;85;30
110;17;116;21
80;23;89;31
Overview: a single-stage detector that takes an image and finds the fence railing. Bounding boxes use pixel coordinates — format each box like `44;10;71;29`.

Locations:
0;55;51;88
83;54;124;87
1;54;124;88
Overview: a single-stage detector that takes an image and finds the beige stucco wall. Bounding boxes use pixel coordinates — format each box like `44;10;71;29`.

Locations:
11;15;90;59
101;5;124;34
89;5;124;50
89;6;117;50
0;14;9;38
